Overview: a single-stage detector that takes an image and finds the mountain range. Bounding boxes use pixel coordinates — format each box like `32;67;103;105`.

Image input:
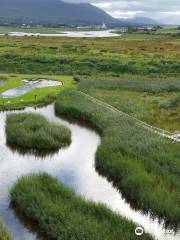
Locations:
0;0;159;26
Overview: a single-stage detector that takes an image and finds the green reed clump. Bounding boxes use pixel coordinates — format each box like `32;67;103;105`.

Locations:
0;222;11;240
78;77;180;93
55;90;180;225
11;173;153;240
6;113;71;150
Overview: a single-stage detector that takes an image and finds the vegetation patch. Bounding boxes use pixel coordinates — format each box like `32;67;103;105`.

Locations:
55;90;180;226
0;221;11;240
0;74;75;110
11;173;153;240
6;113;71;150
0;34;179;77
78;76;180;94
78;76;180;132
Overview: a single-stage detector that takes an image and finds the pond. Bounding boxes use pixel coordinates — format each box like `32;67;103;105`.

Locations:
0;79;63;98
0;104;179;240
0;79;4;85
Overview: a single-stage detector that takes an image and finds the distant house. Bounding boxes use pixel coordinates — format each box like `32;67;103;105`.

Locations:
102;23;107;29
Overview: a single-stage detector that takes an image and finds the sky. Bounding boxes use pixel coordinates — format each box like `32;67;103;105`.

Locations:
64;0;180;24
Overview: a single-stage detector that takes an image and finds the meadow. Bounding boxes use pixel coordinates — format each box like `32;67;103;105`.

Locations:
6;113;71;150
0;33;179;77
11;173;153;240
55;89;180;225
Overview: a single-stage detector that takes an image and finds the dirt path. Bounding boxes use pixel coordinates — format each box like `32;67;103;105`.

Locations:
79;91;180;143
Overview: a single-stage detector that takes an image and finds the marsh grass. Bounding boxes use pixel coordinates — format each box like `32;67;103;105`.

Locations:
11;173;153;240
0;34;180;77
55;90;180;226
0;222;11;240
77;76;180;131
78;77;180;93
6;113;71;150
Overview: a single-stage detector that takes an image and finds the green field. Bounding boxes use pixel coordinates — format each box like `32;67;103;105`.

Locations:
156;28;180;35
0;74;75;110
11;173;153;240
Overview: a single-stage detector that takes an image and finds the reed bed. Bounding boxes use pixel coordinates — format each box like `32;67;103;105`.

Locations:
6;113;71;150
11;173;153;240
55;90;180;225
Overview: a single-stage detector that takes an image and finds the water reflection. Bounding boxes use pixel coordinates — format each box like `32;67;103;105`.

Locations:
0;79;4;85
6;141;69;158
0;104;179;240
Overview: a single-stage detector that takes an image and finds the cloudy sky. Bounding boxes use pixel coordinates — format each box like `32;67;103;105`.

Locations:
65;0;180;24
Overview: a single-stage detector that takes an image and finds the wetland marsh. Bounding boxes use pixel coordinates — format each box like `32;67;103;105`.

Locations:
0;31;179;240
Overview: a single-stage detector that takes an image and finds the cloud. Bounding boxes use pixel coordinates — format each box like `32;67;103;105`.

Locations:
64;0;180;24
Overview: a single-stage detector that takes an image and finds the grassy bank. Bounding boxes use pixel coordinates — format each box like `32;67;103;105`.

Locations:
78;76;180;131
11;173;153;240
0;34;179;77
0;73;75;110
0;222;11;240
55;90;180;225
6;113;71;150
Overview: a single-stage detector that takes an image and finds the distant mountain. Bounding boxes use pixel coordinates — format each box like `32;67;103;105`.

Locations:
128;17;159;25
0;0;116;25
0;0;160;26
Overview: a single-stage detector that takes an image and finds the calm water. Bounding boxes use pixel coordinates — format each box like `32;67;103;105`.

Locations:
7;30;120;38
0;104;179;240
0;79;62;98
0;79;4;85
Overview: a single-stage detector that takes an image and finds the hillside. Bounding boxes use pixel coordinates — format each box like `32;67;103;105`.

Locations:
0;0;160;26
0;0;116;25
